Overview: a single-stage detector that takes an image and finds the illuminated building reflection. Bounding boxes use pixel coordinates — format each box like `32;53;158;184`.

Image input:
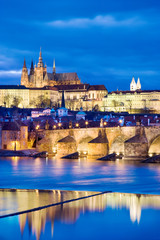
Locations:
0;190;160;240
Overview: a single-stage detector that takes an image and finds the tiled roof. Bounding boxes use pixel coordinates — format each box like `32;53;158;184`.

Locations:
29;86;58;91
55;84;90;91
109;90;160;94
0;85;27;89
88;85;107;91
55;72;79;81
46;72;79;82
2;121;27;131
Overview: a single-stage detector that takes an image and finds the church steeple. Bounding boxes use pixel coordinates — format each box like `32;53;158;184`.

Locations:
136;77;141;90
130;76;137;91
23;58;27;69
30;60;34;75
21;58;29;86
37;47;44;67
53;59;56;73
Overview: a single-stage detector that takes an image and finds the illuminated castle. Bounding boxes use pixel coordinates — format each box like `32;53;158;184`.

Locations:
21;48;81;88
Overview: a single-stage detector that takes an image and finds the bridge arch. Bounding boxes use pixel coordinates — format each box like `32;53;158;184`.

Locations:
109;135;129;154
148;134;160;155
77;136;93;153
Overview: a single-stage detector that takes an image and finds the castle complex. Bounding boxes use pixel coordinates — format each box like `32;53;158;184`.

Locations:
0;49;160;113
0;49;107;110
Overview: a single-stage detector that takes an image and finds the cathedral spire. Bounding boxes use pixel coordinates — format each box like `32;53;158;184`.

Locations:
130;76;137;91
136;77;141;90
23;58;27;68
53;59;56;73
30;60;34;75
38;47;44;67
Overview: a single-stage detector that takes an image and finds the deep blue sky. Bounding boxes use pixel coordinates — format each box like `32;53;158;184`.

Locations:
0;0;160;91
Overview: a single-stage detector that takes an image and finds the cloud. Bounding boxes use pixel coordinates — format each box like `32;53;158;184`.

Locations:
105;68;159;77
0;54;14;67
0;70;21;77
47;15;145;28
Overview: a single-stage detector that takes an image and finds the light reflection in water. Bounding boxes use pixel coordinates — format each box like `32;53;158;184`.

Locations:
17;192;160;240
0;189;96;217
0;190;159;240
1;157;160;194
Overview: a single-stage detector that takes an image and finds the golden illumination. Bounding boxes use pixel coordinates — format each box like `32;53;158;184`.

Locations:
58;123;62;127
75;123;79;127
36;125;40;130
104;122;107;126
53;125;56;129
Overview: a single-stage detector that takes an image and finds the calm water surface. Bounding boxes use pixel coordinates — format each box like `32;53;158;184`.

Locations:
0;157;160;194
0;193;160;240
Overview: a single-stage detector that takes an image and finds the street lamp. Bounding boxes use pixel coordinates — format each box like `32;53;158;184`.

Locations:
58;122;62;129
53;125;57;129
35;125;40;148
104;122;107;126
36;124;40;130
75;123;79;128
85;121;88;128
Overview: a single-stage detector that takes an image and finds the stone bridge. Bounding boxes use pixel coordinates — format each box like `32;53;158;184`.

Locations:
37;126;160;158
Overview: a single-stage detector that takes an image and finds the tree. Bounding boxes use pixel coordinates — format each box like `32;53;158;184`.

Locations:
12;96;22;107
93;104;99;111
36;95;52;108
4;94;11;107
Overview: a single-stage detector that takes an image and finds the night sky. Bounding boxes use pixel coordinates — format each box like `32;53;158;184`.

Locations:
0;0;160;91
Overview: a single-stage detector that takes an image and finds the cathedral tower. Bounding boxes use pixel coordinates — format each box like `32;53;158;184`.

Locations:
21;59;29;86
130;77;137;91
136;77;141;90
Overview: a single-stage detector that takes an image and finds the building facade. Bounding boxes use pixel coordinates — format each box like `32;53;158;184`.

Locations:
102;78;160;113
1;122;28;150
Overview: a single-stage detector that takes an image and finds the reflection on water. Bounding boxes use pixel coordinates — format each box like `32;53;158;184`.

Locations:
1;157;160;194
18;194;106;240
1;191;160;240
0;189;98;217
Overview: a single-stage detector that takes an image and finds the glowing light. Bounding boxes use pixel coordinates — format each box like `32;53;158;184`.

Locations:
85;121;89;127
53;147;57;153
76;123;79;127
117;153;119;156
53;125;56;129
58;123;62;127
149;153;153;157
36;125;40;130
83;151;87;155
104;122;107;126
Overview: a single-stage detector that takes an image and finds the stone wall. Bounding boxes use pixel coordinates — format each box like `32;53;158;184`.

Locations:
88;143;108;158
124;142;148;158
37;126;160;158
